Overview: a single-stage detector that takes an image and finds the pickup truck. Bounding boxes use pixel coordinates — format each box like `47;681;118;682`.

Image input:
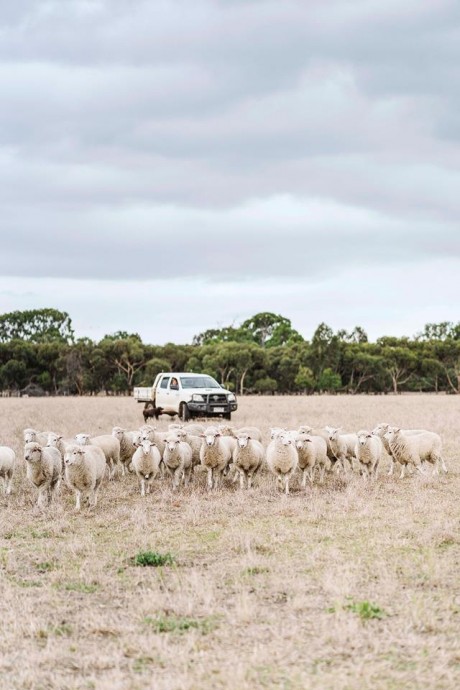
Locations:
133;372;238;421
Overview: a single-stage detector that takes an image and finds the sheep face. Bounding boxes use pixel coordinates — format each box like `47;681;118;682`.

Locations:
328;428;340;442
112;427;125;441
357;431;373;446
23;429;37;443
237;434;250;448
64;446;85;466
384;427;400;443
75;433;90;445
46;433;62;447
24;443;42;463
270;427;283;440
279;433;293;447
132;432;142;447
295;435;311;450
139;439;154;455
166;438;180;453
372;423;390;436
203;432;220;447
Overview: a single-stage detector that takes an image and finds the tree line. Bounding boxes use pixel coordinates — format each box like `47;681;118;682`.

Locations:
0;308;459;396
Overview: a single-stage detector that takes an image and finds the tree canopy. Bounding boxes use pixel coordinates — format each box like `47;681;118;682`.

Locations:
1;309;460;396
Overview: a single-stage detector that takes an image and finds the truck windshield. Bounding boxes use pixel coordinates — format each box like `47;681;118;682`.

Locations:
180;376;221;389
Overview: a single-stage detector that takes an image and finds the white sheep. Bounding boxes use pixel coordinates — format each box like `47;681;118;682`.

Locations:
199;428;234;490
24;442;62;507
294;432;330;486
232;433;264;489
163;434;193;489
299;426;337;468
64;443;107;510
174;427;203;467
23;428;53;446
384;427;447;478
372;423;427;475
169;422;205;436
355;430;383;478
0;446;15;495
139;425;166;457
266;432;299;495
74;433;121;480
327;428;358;472
112;427;138;475
131;439;162;496
46;432;73;474
219;424;263;443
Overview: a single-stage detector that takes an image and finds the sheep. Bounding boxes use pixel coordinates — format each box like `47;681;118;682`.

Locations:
139;425;166;457
23;428;53;446
0;446;15;495
355;430;383;478
46;432;73;474
299;426;337;468
23;442;62;507
131;439;162;496
327;428;358;472
74;433;121;480
266;432;298;495
174;427;203;467
64;443;107;511
199;428;234;490
294;432;330;487
163;434;193;489
219;424;263;443
169;422;205;436
384;427;447;478
232;433;264;489
372;423;427;476
111;427;138;475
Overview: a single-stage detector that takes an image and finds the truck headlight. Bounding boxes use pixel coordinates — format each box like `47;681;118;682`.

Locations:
192;394;205;402
228;394;236;402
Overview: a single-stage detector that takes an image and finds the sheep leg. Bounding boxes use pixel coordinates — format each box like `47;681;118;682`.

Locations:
308;468;315;484
207;468;213;491
140;479;146;497
388;458;394;476
6;474;13;495
415;463;427;476
146;480;151;494
239;472;245;489
399;465;405;479
75;490;81;511
440;457;448;473
284;474;290;495
319;466;325;484
173;467;182;491
301;469;307;489
247;473;254;489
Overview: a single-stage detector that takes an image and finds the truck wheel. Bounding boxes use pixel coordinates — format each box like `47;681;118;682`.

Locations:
223;412;232;421
180;403;190;422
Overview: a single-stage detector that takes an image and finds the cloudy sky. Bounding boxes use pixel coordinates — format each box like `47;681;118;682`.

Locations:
1;0;459;344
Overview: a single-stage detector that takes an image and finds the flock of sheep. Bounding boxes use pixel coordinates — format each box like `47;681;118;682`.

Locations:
0;421;447;509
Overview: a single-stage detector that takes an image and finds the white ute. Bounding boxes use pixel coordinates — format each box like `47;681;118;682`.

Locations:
134;372;238;422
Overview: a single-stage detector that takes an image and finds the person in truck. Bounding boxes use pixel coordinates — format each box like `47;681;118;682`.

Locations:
170;377;179;390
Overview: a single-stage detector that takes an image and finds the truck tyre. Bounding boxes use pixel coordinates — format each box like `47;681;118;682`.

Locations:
180;403;191;422
223;412;232;421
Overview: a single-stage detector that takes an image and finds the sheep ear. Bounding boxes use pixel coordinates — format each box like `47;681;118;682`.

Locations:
215;433;221;437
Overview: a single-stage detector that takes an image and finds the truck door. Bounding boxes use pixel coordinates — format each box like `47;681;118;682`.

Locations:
155;375;171;409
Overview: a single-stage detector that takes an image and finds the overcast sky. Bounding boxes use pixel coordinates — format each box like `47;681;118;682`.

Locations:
1;0;459;343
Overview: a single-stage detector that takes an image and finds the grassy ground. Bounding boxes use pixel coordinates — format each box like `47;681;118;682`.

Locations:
0;394;459;690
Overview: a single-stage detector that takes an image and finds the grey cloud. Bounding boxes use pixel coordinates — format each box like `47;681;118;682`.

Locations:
0;0;459;291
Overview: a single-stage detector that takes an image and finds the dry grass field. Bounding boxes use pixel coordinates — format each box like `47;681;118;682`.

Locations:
1;394;460;690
